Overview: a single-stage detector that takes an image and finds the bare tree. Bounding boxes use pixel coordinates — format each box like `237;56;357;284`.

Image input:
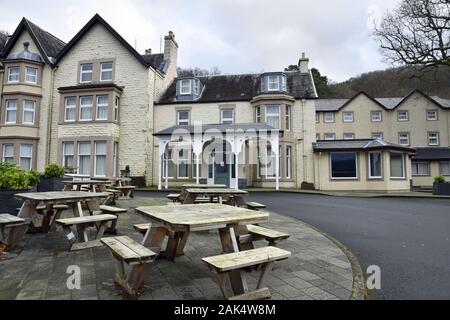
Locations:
373;0;450;69
177;66;221;77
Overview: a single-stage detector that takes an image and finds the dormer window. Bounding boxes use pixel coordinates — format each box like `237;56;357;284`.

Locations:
268;76;280;91
80;63;93;83
180;79;192;95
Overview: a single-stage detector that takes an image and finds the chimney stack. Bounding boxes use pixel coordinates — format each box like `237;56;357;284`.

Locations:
298;52;309;73
145;48;152;55
163;31;179;78
23;41;30;51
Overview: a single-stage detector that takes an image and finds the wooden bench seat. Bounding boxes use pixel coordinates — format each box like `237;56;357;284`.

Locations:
56;214;117;251
246;202;267;211
202;246;291;300
133;223;151;235
0;214;28;251
105;189;121;205
246;225;290;246
112;186;136;198
166;194;181;203
101;236;156;296
98;205;128;234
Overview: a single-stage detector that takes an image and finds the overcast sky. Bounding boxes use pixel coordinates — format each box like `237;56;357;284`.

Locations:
1;0;400;82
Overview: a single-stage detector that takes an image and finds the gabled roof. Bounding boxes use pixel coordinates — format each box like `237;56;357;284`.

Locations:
0;32;8;55
1;17;66;65
156;71;317;105
313;139;415;153
56;14;165;72
316;90;450;112
412;148;450;161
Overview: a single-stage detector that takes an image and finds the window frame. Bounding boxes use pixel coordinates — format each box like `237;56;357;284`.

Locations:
2;144;14;163
324;133;335;141
323;112;335;123
343;133;355;140
255;106;261;123
177;149;189;179
19;144;33;170
23;100;36;125
7;66;20;83
77;142;91;176
62;142;75;168
114;97;120;121
368;151;383;179
398;132;410;146
412;161;430;176
342;111;354;123
220;108;234;125
428;132;440;146
24;67;38;84
5;99;18;124
439;161;450;176
96;95;109;121
265;105;281;129
64;96;77;122
80;63;93;83
285;105;291;131
372;132;383;140
397;110;409;122
267;75;280;91
390;152;405;179
100;61;113;82
330;152;358;180
94;141;107;177
371;111;382;122
180;79;192;95
426;110;438;121
177;110;190;126
79;96;93;121
286;145;292;179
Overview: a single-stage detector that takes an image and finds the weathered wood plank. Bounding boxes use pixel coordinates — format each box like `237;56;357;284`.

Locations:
99;205;128;213
247;225;290;241
0;214;25;225
15;191;110;202
70;240;103;251
202;247;291;272
56;214;117;226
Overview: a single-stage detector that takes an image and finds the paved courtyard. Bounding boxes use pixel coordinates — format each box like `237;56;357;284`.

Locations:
0;196;361;300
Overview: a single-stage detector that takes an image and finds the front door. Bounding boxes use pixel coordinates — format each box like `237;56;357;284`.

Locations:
213;142;230;187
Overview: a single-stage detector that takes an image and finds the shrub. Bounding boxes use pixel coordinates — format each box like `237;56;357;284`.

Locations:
0;162;40;190
43;164;66;179
434;175;445;183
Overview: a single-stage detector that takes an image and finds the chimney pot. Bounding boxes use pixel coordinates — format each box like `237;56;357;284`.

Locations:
145;48;152;55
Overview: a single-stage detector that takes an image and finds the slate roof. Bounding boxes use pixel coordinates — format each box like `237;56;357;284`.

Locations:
157;71;318;105
316;90;450;112
313;139;416;153
0;32;8;55
412;148;450;161
141;53;167;74
1;18;66;64
154;123;279;136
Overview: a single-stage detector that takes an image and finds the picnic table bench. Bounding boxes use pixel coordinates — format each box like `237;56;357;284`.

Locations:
112;186;136;198
101;236;156;296
56;214;117;251
0;214;27;251
203;246;291;300
183;188;248;206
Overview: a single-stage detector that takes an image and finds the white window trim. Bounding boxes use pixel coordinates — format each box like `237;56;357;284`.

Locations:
368;151;383;179
80;64;93;83
100;62;113;82
324;133;335;141
113;142;119;177
25;67;38;84
398;110;409;121
372;133;383;140
428;132;440;146
342;112;354;123
114;97;120;121
265;105;281;129
330;152;358;180
23;100;36;125
96;95;109;121
220;108;234;124
94;141;107;177
412;161;430;176
64;97;77;122
177;150;189;179
2;144;14;163
8;66;20;83
164;151;175;179
324;112;335;123
193;80;200;95
286;146;292;179
77;142;91;176
390;152;405;179
343;133;355;140
62;142;74;168
180;79;192;95
255;106;261;123
371;111;382;122
19;144;33;170
79;96;93;121
5;100;17;124
177;110;190;126
267;75;280;91
285;105;291;131
398;132;410;146
426;110;438;121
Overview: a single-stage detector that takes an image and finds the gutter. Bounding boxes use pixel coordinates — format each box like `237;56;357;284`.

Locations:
46;65;56;166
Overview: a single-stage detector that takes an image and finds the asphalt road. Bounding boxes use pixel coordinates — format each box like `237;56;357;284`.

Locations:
137;191;450;299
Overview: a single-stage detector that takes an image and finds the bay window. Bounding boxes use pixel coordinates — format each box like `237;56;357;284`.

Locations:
286;146;292;179
19;144;33;170
265;105;280;129
80;96;93;121
25;67;38;84
100;62;113;81
23;100;36;125
94;141;107;177
285;105;291;131
5;100;17;124
255;106;261;123
368;152;382;179
64;97;76;122
114;97;120;121
8;66;20;83
63;142;74;168
78;142;91;175
390;153;405;179
331;152;357;179
96;95;109;120
2;144;14;163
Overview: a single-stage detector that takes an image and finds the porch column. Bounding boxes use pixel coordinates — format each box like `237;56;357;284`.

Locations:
165;157;169;190
192;135;203;186
158;139;169;191
231;135;246;190
158;154;162;190
235;153;239;190
269;135;280;191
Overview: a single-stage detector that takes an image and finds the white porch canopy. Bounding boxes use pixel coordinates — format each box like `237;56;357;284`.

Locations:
154;122;282;191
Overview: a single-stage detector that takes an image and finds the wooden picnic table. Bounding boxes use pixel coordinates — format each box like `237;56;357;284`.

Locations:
63;180;110;192
95;177;132;186
178;184;226;203
10;191;110;249
183;188;248;206
135;203;269;295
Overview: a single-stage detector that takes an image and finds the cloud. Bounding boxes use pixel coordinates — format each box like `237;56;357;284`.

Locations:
1;0;401;81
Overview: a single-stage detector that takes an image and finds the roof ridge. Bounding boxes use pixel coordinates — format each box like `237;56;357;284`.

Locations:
24;18;66;46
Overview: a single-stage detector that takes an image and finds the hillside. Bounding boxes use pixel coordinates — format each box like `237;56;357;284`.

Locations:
322;66;450;99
